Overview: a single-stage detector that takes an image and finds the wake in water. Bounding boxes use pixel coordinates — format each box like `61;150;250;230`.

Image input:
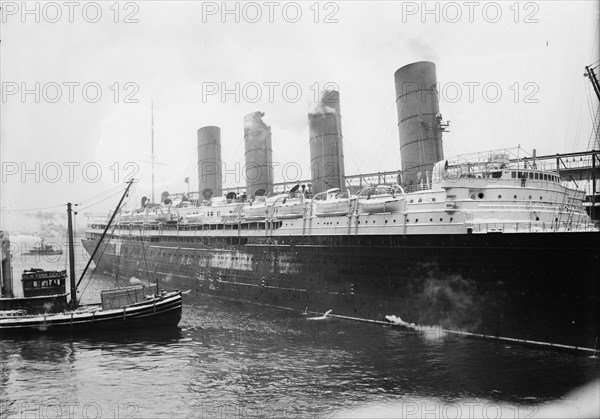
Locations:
307;309;333;321
385;315;446;340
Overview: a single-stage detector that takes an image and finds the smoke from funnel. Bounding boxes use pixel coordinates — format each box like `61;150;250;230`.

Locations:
308;90;345;194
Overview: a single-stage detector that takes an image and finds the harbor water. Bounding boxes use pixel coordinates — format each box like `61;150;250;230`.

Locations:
1;243;599;418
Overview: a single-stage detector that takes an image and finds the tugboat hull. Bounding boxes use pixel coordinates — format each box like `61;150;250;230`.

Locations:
0;292;182;335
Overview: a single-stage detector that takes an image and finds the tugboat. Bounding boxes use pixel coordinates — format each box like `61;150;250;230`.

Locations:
26;241;63;256
0;180;183;334
0;234;69;315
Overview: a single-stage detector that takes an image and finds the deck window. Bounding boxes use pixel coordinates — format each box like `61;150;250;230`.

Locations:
511;172;516;178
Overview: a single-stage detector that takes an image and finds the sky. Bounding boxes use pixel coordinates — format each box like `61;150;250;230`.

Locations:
1;0;599;233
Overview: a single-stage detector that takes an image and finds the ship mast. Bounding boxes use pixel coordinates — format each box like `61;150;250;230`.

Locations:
67;203;77;308
151;100;155;204
584;65;600;102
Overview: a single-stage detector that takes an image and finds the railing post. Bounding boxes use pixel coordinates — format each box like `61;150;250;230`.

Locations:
592;152;597;221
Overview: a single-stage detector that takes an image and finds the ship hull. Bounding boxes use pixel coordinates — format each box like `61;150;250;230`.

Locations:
82;232;600;348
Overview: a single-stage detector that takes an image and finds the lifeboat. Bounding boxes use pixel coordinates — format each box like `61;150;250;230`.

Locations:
273;186;306;219
357;185;405;214
314;188;353;217
243;196;269;220
182;212;205;224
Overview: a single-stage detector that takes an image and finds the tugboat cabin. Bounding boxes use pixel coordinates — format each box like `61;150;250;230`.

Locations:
22;269;67;298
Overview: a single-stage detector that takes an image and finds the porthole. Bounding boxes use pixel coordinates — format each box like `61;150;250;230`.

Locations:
409;200;414;203
514;195;517;199
529;195;532;200
478;193;484;199
418;199;422;203
439;218;443;222
498;195;502;199
470;194;476;200
539;196;543;200
536;217;540;221
415;219;419;223
430;218;433;222
450;217;453;222
432;198;436;202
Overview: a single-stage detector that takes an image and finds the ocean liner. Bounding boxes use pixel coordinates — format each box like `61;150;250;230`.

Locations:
83;62;599;349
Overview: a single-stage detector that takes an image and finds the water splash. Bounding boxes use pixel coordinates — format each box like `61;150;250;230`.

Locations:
385;315;446;341
307;309;332;321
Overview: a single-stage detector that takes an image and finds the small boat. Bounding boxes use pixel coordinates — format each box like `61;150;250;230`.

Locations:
0;268;69;314
357;185;405;214
243;196;268;220
273;185;306;219
274;199;305;219
314;188;353;217
0;180;183;335
26;241;63;256
0;288;182;333
243;194;287;220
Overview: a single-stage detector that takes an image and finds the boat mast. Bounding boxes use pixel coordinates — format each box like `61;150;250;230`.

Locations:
584;65;600;102
75;180;135;294
151;100;155;204
67;202;77;308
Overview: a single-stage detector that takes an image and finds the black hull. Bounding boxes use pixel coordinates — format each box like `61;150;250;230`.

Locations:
0;293;182;335
0;294;68;314
82;232;600;348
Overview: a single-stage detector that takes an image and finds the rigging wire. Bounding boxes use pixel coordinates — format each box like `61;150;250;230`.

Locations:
77;183;126;205
77;208;122;299
0;204;65;212
77;188;128;213
112;193;133;288
76;185;133;299
0;183;126;213
139;228;152;288
353;101;398;172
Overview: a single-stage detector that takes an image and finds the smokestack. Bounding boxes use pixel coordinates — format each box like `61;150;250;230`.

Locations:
197;126;223;199
244;112;273;198
308;90;345;194
0;231;14;298
394;62;444;186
